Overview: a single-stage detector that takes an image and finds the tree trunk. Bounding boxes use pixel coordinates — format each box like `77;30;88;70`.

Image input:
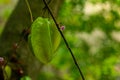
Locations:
0;0;63;79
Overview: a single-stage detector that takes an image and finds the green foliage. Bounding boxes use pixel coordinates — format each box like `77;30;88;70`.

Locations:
20;76;31;80
4;65;12;79
28;17;61;64
1;0;120;80
51;0;120;80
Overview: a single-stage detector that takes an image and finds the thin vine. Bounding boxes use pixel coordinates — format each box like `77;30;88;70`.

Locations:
25;0;33;23
42;0;85;80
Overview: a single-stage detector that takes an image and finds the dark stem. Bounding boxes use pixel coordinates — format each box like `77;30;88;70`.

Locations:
0;67;4;80
42;0;85;80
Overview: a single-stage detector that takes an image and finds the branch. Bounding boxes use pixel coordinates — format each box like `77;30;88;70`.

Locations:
42;0;85;80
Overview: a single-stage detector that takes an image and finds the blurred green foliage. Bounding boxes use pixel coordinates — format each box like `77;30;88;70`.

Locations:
0;0;17;35
0;0;120;80
54;0;120;80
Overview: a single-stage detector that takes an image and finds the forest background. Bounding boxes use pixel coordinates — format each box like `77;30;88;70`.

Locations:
0;0;120;80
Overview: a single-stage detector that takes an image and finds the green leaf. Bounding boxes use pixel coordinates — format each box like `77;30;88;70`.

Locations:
20;76;31;80
4;65;11;79
29;17;61;64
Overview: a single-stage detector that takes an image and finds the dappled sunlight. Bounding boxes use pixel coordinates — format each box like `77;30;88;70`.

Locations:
76;28;106;54
111;31;120;42
83;1;111;16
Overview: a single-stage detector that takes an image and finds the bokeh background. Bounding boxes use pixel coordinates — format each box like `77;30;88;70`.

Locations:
0;0;120;80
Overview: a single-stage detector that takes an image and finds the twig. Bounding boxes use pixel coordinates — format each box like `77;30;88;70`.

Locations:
25;0;33;23
42;0;85;80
